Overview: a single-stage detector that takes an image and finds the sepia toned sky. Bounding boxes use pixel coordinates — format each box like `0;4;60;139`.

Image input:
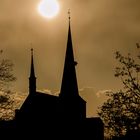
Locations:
0;0;140;116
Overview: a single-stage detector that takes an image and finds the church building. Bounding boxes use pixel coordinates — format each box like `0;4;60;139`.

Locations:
13;18;104;139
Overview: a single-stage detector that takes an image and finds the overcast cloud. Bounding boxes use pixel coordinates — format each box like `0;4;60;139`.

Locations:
0;0;140;116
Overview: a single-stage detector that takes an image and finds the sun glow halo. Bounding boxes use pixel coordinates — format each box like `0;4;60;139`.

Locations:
38;0;60;19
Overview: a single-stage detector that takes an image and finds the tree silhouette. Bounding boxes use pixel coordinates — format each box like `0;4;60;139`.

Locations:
0;50;16;120
0;52;16;89
98;44;140;138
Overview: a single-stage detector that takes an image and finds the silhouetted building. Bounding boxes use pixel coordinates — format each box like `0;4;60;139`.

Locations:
58;20;86;122
1;19;104;139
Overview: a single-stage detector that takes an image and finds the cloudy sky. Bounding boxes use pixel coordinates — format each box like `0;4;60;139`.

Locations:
0;0;140;116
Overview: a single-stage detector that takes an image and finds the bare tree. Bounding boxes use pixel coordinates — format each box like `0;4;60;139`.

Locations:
98;45;140;138
0;52;16;89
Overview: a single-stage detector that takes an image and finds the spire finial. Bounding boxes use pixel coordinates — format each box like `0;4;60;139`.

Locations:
31;48;33;55
31;48;33;52
30;42;33;55
68;9;71;21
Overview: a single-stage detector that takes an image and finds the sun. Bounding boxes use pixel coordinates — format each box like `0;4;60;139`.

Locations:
38;0;60;19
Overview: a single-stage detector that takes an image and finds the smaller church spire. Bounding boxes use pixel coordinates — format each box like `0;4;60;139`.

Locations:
29;48;36;95
68;9;71;21
30;48;35;77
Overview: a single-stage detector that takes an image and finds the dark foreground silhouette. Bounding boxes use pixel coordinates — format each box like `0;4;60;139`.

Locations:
0;20;104;139
112;130;140;140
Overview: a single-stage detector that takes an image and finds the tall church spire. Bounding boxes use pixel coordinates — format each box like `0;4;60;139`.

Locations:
60;13;79;98
29;48;36;94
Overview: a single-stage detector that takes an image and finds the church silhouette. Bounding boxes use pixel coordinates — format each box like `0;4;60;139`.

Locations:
0;19;104;139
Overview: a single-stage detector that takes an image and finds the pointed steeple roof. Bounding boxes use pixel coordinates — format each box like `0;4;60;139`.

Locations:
29;48;36;94
30;48;36;78
60;15;79;97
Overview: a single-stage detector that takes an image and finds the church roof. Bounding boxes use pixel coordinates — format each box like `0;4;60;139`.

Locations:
20;92;58;112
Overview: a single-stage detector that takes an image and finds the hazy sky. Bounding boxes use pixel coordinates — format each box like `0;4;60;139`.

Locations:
0;0;140;116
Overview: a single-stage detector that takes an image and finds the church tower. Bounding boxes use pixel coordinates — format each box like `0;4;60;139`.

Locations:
59;14;86;121
59;15;79;98
29;48;36;95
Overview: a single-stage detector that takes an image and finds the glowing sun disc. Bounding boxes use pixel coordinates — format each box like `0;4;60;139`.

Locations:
38;0;60;19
